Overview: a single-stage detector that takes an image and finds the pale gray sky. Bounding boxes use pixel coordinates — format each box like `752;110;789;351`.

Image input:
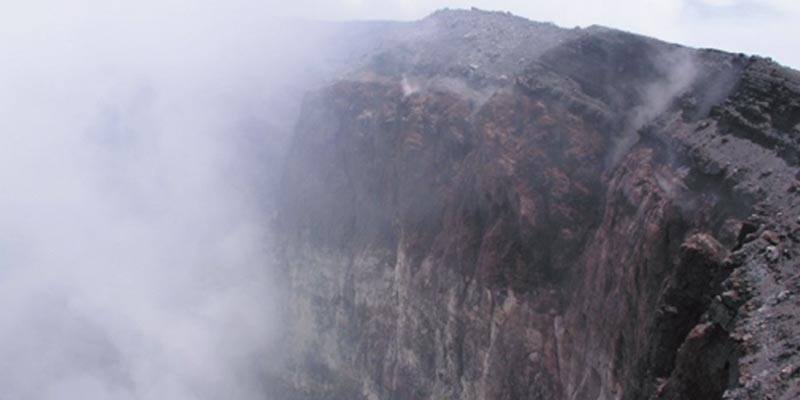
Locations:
3;1;797;68
289;0;800;69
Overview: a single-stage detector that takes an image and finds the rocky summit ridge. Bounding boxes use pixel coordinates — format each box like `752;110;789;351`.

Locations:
269;9;800;400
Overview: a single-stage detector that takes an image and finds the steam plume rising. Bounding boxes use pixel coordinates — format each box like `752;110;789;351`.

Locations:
0;3;303;399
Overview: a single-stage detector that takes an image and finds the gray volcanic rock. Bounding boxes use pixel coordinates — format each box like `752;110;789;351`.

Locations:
270;8;800;400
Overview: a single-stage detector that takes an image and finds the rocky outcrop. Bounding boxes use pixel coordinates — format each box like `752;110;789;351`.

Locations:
270;9;800;400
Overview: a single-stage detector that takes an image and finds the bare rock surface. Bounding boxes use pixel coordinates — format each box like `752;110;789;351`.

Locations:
270;9;800;400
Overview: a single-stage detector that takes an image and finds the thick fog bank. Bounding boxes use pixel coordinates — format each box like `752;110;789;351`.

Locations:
0;3;327;399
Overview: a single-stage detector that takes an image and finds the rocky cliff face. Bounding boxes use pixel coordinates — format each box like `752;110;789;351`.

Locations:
270;9;800;400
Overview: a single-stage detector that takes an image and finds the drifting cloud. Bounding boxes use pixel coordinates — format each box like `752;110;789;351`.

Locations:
0;2;299;399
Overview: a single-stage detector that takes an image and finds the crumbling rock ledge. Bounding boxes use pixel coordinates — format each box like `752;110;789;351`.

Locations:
270;9;800;400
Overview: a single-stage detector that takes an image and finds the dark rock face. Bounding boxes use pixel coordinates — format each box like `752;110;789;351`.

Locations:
271;9;800;400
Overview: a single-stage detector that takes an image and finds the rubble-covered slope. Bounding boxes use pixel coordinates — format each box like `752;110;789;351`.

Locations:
271;9;800;400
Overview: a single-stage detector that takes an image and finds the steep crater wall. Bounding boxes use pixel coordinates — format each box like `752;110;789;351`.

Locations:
269;11;800;400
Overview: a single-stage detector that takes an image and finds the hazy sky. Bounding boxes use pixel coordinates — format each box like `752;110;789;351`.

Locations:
287;0;799;69
4;1;796;68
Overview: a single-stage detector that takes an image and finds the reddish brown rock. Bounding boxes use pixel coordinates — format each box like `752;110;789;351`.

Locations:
271;9;800;400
